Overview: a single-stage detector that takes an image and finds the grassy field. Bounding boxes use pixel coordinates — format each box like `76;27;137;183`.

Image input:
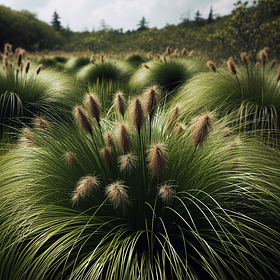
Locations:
0;46;280;279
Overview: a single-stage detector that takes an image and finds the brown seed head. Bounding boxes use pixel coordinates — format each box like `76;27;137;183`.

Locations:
71;176;100;204
174;123;185;135
227;58;237;75
17;52;22;68
101;147;113;167
105;181;131;210
104;132;116;151
114;91;126;119
166;46;171;55
255;62;260;69
191;113;214;148
189;50;194;58
206;61;217;73
117;123;132;153
142;85;161;122
158;184;176;205
143;63;149;69
259;50;267;66
118;153;138;173
270;59;276;70
20;127;37;144
240;52;249;65
84;93;101;125
129;96;145;134
167;105;179;128
25;60;30;74
73;106;93;134
148;143;167;179
36;64;42;75
65;152;78;166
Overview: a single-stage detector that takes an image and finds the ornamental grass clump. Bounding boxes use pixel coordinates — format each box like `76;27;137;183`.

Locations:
0;85;280;279
128;58;203;95
173;51;280;142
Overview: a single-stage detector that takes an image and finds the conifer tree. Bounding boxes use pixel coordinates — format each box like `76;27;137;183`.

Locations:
51;11;61;31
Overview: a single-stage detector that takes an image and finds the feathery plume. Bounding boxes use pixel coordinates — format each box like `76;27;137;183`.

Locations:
255;62;260;69
114;91;126;119
240;52;249;65
143;64;149;69
118;153;138;173
117;123;132;153
167;105;179;128
206;61;217;73
20;127;37;144
65;152;78;166
227;57;237;75
189;50;194;57
147;143;167;178
174;123;185;135
104;132;116;151
101;147;113;167
142;85;161;122
33;116;49;129
71;176;100;204
158;184;176;205
25;60;30;74
129;96;145;134
191;113;214;148
36;64;42;75
105;181;131;210
270;59;276;70
73;106;93;134
84;93;101;125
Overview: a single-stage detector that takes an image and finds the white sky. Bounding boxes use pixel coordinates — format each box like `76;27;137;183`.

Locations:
0;0;252;32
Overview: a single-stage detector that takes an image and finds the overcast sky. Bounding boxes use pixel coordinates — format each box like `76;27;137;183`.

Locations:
0;0;252;32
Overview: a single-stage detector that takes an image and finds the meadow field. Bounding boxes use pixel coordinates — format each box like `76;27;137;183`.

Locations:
1;0;280;279
0;43;280;280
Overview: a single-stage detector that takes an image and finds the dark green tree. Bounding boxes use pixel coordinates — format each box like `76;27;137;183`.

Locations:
137;16;149;31
51;11;61;31
208;6;213;23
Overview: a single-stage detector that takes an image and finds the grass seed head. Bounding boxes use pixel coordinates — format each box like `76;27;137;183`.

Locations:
259;49;267;66
167;105;180;128
129;96;145;134
174;123;185;135
101;147;113;167
114;91;126;119
143;85;161;122
65;152;78;166
227;57;237;75
206;61;217;73
118;153;138;173
105;181;130;210
158;184;176;205
255;62;260;69
148;143;167;179
84;93;101;125
117;123;132;153
73;106;93;134
72;176;100;204
191;113;215;148
36;64;42;75
17;52;22;68
270;59;276;70
104;132;116;151
240;52;249;65
25;60;30;74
